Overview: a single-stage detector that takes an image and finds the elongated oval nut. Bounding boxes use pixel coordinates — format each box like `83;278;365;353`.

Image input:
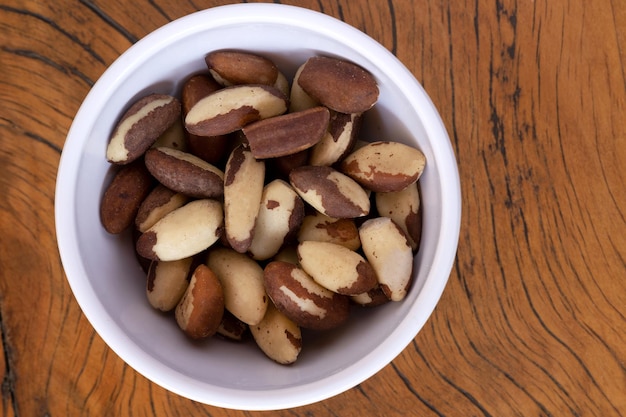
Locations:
100;160;154;234
206;50;279;87
206;248;268;326
375;181;421;251
289;165;370;218
297;212;361;251
136;199;223;261
106;94;181;164
248;180;305;260
146;257;193;311
250;302;302;365
144;147;224;199
297;56;378;113
135;185;189;233
175;264;225;339
289;62;319;113
340;141;426;192
243;106;330;159
297;241;377;295
359;217;414;301
224;145;265;253
185;84;288;137
309;111;361;166
264;261;350;330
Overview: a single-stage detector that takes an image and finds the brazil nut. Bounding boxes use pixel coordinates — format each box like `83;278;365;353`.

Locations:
136;199;223;261
359;217;414;301
106;94;181;164
297;240;377;296
264;261;350;330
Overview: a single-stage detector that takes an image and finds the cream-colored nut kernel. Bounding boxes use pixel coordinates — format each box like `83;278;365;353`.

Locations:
297;241;377;295
359;217;414;301
185;84;288;137
100;161;154;234
289;165;370;218
206;247;268;326
175;264;224;339
248;180;305;260
375;181;422;251
146;257;193;311
264;261;350;330
309;111;361;166
151;118;187;152
135;185;189;233
224;144;265;253
106;94;181;164
243;106;330;159
136;199;223;261
250;302;302;365
297;56;379;114
144;147;225;199
340;141;426;192
273;71;290;98
297;212;361;251
205;50;279;86
289;62;319;113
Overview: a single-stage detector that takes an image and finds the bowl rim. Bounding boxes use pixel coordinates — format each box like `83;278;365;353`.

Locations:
55;3;461;410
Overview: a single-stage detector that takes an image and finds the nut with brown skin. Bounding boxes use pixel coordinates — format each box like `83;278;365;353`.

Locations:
144;147;224;199
359;217;414;301
297;56;379;114
182;74;231;164
223;144;265;253
248;179;305;261
205;50;279;87
146;257;193;312
106;94;181;164
243;106;330;159
100;160;154;234
350;285;390;308
297;212;361;251
250;302;302;365
264;261;350;330
216;310;249;342
289;165;370;219
309;111;362;167
340;141;426;192
135;184;189;233
136;199;223;262
297;240;378;296
175;264;225;339
185;84;288;137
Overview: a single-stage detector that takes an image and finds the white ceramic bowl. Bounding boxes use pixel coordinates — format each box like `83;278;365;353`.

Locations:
55;3;460;411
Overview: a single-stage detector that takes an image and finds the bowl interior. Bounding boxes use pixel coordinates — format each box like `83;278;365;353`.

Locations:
56;4;460;411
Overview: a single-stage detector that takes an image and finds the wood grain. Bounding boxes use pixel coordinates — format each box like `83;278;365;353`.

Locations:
1;0;625;416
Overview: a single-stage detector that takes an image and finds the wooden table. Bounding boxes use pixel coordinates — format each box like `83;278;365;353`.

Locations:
2;0;625;415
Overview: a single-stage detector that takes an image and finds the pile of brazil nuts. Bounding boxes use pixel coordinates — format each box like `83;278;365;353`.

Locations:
100;50;426;365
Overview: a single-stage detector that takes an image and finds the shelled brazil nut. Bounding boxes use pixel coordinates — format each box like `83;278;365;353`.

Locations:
99;50;426;365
